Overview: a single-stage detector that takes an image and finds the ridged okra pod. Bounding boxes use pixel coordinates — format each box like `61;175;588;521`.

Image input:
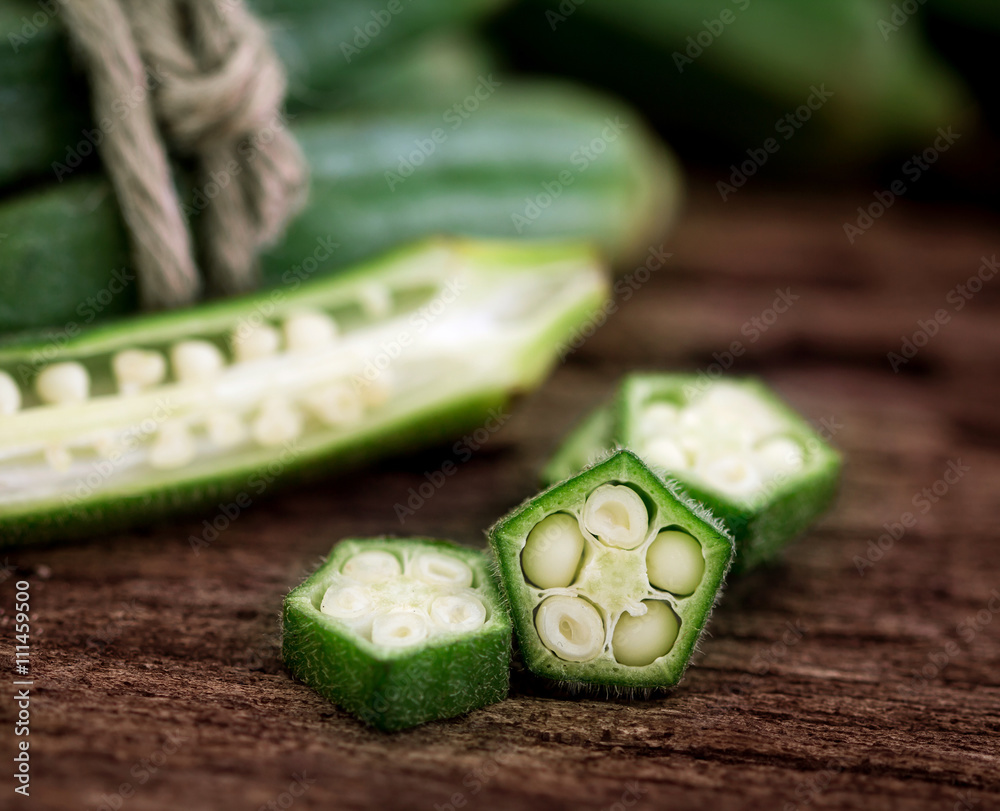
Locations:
491;450;733;689
282;537;511;731
0;239;607;546
543;374;841;572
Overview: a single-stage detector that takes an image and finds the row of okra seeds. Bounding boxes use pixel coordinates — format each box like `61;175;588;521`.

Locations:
282;374;841;730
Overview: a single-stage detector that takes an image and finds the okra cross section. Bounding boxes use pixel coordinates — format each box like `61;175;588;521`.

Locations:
490;450;733;689
542;375;841;572
282;538;511;731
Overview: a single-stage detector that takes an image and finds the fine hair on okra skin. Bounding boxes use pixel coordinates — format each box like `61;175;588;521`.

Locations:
0;238;608;547
490;450;734;692
282;537;512;731
542;374;842;573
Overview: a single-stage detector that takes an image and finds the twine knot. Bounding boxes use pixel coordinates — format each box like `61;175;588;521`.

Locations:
62;0;308;309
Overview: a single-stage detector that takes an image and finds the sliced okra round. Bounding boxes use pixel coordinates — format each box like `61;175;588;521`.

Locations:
541;374;842;573
0;239;608;547
490;450;733;689
282;537;511;731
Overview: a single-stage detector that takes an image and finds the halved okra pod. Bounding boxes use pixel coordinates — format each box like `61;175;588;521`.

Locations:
490;450;733;689
0;239;607;546
542;374;841;572
282;538;511;731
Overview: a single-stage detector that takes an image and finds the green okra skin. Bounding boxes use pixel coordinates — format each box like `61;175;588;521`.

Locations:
541;374;842;573
490;450;733;690
0;238;608;547
282;538;511;731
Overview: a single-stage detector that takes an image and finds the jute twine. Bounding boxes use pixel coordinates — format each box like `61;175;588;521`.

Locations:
61;0;308;308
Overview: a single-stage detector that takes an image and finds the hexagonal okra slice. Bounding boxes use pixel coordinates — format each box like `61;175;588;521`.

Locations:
282;538;511;731
542;374;841;573
490;450;733;689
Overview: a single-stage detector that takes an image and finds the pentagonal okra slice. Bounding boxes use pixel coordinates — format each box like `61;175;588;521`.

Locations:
490;450;733;689
540;374;841;573
0;238;607;547
282;537;511;731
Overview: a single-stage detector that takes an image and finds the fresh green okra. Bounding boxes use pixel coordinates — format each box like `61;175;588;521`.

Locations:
282;537;511;731
543;374;841;572
0;238;607;546
490;450;733;690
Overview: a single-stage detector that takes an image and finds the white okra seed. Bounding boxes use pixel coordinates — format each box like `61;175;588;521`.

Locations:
697;454;763;498
646;531;705;596
231;323;281;362
112;349;166;393
521;513;586;589
205;411;247;449
251;398;302;447
411;552;474;588
638;402;680;438
44;445;73;472
643;437;689;471
0;370;22;414
342;550;402;583
359;371;393;408
284;311;338;352
755;436;805;476
149;422;196;469
372;611;430;648
320;584;373;620
171;340;225;383
358;283;392;318
36;362;90;405
429;594;487;633
302;382;364;427
612;601;680;667
582;484;649;549
535;595;605;662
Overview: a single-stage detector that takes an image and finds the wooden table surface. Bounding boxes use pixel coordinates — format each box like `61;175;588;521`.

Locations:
3;181;999;811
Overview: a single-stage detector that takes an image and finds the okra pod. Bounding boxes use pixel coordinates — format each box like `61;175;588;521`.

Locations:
543;374;842;572
490;450;733;689
282;537;511;731
0;239;607;546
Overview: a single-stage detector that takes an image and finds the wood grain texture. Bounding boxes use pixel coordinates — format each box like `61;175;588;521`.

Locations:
2;181;998;811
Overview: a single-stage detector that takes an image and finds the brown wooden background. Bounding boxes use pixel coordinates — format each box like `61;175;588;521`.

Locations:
2;181;999;810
